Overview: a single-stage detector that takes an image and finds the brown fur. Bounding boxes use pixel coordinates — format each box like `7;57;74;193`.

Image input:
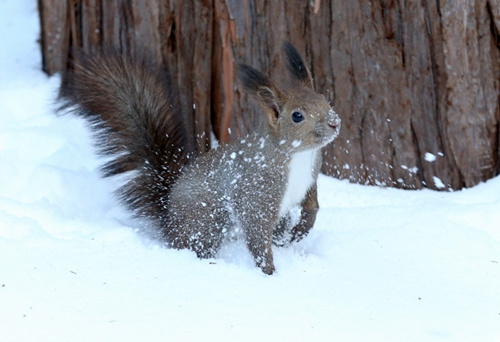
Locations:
59;43;340;275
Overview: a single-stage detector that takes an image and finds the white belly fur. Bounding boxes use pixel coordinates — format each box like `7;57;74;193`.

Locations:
279;149;318;216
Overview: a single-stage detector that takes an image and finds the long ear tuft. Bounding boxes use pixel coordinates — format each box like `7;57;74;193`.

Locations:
238;64;284;128
238;64;274;94
283;41;314;89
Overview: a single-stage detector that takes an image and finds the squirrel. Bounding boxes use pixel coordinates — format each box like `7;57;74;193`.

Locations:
59;42;341;275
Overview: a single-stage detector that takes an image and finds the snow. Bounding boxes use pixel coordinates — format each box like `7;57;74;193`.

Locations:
1;1;500;341
425;152;437;162
433;176;446;189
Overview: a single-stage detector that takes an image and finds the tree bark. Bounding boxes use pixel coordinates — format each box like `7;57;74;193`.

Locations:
38;0;500;190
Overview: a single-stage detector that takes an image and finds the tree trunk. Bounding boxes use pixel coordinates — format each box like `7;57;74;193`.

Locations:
38;0;500;190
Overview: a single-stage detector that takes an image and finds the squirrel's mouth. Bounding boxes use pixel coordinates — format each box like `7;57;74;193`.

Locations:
328;116;341;132
323;117;341;144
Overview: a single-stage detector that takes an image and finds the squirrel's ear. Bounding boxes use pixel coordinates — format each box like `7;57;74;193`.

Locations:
283;41;314;89
238;64;284;129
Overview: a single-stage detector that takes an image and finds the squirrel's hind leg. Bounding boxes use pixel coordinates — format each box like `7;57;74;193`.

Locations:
166;205;230;259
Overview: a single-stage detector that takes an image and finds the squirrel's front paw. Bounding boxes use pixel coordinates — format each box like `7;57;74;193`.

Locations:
259;261;276;275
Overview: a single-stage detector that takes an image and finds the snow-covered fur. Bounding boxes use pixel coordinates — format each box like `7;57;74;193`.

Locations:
59;42;340;274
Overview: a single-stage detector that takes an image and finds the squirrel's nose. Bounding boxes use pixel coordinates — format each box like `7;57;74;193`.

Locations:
327;116;341;131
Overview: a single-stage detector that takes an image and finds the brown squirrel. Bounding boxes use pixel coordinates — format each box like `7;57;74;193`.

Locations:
59;42;340;274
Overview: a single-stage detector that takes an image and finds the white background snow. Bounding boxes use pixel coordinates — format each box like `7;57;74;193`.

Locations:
1;1;499;341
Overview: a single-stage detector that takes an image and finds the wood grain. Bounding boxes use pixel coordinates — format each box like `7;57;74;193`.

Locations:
38;0;500;190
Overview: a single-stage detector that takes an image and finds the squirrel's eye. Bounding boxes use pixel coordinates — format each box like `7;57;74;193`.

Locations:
291;111;304;123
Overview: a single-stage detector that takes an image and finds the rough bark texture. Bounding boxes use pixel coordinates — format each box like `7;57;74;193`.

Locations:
39;0;500;190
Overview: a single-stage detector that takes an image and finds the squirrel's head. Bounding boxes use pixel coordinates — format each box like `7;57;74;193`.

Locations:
238;42;340;153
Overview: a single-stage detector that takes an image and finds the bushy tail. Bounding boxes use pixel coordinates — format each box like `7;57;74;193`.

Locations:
59;51;193;226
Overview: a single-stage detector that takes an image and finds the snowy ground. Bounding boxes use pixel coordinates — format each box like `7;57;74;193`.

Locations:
1;1;499;341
